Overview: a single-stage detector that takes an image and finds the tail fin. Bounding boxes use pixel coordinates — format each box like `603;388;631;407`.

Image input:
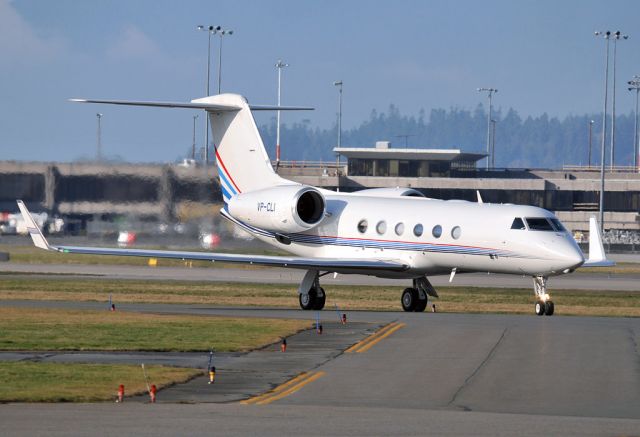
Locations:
193;94;291;202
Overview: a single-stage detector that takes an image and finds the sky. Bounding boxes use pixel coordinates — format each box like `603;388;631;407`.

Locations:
1;0;640;163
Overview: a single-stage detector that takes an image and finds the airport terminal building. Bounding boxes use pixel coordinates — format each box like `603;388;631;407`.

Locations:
1;141;640;244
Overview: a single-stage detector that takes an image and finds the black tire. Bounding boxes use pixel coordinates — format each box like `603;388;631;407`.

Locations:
544;301;554;316
313;287;326;311
535;301;545;316
414;295;428;312
401;288;418;312
299;289;317;310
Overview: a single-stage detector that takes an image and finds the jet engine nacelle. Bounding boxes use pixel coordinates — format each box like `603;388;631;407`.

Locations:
227;185;326;233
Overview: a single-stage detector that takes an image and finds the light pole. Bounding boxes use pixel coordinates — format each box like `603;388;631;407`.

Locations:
96;113;103;162
216;28;233;94
192;114;198;160
629;76;640;171
477;88;497;170
595;30;611;233
275;59;289;168
196;25;220;165
334;80;343;168
491;119;497;168
610;31;629;171
588;120;594;167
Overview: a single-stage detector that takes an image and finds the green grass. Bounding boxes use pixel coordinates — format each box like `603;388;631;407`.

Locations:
0;307;309;351
0;276;639;317
0;361;200;402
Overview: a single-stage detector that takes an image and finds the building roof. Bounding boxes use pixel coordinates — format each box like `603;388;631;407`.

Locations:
333;147;487;162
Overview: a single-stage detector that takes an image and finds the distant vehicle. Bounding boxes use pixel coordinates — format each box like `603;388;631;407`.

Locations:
18;93;613;315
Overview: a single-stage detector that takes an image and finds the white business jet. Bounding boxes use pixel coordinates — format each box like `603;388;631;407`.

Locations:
17;93;613;316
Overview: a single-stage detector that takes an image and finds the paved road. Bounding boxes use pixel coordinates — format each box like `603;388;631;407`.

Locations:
2;261;640;292
1;300;639;435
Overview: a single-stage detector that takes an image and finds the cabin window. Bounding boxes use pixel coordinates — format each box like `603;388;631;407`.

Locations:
432;225;442;238
525;217;554;231
550;218;566;232
357;219;368;234
451;226;461;239
511;218;526;230
395;222;405;236
376;220;387;235
413;224;424;237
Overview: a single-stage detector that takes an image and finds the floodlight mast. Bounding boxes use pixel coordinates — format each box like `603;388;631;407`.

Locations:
629;76;640;172
609;31;629;171
275;59;289;168
594;30;611;233
196;24;220;165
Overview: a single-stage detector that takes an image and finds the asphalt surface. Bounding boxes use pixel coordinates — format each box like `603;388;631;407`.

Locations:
2;260;640;435
1;299;640;435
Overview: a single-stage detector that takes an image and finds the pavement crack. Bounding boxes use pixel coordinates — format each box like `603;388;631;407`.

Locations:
447;327;508;409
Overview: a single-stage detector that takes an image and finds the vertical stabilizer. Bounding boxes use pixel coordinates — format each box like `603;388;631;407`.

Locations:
191;94;293;202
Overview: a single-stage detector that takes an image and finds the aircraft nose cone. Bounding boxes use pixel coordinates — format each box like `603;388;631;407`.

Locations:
563;248;585;270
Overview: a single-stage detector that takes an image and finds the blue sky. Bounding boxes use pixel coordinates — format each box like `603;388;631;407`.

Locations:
1;0;639;162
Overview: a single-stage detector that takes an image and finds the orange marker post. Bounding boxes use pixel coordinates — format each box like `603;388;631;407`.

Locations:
281;338;287;352
117;384;124;403
149;384;157;403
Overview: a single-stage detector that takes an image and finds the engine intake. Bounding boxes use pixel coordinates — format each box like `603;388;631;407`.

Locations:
227;185;326;234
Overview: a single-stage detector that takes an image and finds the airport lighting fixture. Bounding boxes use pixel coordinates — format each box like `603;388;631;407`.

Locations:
609;31;629;172
595;30;611;233
216;28;233;94
96;113;103;162
275;59;289;167
477;88;497;170
196;24;220;164
588;120;594;167
629;76;640;171
334;80;343;167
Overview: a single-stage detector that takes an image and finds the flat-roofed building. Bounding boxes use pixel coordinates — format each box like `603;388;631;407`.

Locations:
334;141;486;178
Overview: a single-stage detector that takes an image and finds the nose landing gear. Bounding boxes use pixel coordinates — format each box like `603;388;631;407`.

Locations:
533;276;554;316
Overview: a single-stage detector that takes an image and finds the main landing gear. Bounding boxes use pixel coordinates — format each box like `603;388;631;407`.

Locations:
533;276;554;316
299;286;326;311
298;270;326;311
401;277;435;312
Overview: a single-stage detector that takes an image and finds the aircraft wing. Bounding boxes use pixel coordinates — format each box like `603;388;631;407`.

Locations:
16;201;408;273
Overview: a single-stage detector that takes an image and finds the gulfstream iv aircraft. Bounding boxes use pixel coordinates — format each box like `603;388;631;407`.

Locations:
18;93;614;316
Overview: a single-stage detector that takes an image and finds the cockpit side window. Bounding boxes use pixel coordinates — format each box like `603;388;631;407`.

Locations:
511;218;526;230
550;218;567;232
525;217;554;231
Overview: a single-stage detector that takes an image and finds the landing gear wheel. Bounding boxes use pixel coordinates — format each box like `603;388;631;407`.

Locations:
299;289;317;310
312;287;326;311
535;301;545;316
414;296;428;312
544;300;554;316
401;288;418;312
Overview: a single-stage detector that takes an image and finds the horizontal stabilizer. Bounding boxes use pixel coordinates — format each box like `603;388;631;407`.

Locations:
581;217;615;267
70;98;313;112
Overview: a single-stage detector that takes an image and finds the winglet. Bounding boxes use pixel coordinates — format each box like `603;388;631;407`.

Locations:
582;216;615;267
16;200;52;251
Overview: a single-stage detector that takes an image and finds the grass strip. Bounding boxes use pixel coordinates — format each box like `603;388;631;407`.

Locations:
0;276;638;317
0;361;200;402
0;307;309;351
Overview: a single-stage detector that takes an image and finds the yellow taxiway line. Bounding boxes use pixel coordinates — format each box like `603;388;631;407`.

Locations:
344;321;406;353
241;371;326;405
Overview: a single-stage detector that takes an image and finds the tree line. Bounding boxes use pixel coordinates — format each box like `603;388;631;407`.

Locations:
258;104;638;169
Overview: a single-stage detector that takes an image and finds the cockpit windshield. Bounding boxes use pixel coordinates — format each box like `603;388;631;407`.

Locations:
525;217;555;231
549;218;567;232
